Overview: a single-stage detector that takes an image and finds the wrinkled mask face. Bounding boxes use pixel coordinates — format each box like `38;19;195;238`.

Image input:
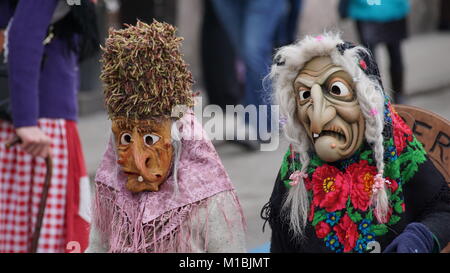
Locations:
294;56;365;162
112;118;174;193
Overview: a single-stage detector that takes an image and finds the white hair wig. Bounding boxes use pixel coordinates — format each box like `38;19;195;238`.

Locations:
170;120;183;195
270;32;389;238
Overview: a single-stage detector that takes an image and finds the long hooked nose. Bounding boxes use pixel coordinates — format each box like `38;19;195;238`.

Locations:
130;140;161;181
309;84;336;134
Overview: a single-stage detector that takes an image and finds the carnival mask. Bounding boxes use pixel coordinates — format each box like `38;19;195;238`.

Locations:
295;56;365;162
111;118;174;192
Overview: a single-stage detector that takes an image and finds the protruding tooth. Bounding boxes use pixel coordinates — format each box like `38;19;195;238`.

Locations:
313;133;319;139
138;176;144;182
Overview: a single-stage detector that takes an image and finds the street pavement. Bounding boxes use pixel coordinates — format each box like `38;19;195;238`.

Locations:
78;32;450;251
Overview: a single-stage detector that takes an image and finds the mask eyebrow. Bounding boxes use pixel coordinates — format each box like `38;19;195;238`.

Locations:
294;77;314;89
325;71;355;90
136;125;157;134
135;119;164;134
114;119;134;131
295;66;344;88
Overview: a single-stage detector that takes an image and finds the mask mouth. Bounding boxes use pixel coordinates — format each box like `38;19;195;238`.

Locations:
312;126;346;143
123;171;162;182
123;171;140;177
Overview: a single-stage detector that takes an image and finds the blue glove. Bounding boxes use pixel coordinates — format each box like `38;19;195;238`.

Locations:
383;223;435;253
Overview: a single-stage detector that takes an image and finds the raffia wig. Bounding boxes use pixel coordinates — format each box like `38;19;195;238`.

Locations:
270;33;390;237
100;20;194;120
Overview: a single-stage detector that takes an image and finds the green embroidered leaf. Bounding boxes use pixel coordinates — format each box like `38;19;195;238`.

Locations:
410;137;426;151
280;150;290;179
388;215;401;225
396;136;427;183
371;224;389;236
349;211;363;223
394;201;404;214
389;193;400;205
384;159;400;180
283;180;292;189
346;197;351;209
312;209;327;226
366;211;374;221
399;149;426;182
360;150;373;164
280;162;289;181
309;155;324;168
385;138;394;147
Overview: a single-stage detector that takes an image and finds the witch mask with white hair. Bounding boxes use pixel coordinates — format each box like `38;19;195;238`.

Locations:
262;33;450;253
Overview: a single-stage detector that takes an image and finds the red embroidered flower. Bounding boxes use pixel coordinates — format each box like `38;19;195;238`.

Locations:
312;165;350;212
333;214;359;252
390;105;413;155
304;176;312;191
386;177;398;193
347;160;378;211
315;221;331;239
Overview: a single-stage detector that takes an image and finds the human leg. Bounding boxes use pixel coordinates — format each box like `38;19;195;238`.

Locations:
201;0;241;108
210;0;244;53
242;0;286;135
386;41;405;103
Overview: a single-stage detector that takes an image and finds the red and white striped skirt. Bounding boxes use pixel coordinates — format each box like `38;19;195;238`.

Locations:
0;119;90;253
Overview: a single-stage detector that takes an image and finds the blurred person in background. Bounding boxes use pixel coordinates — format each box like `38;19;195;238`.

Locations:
0;0;98;252
202;0;303;109
274;0;303;48
201;0;249;148
119;0;176;26
210;0;289;146
341;0;410;104
201;0;241;109
438;0;450;31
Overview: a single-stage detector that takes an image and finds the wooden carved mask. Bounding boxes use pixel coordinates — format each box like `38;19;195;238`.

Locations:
111;118;174;192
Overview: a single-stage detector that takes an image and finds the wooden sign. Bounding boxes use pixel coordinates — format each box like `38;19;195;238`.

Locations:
393;104;450;184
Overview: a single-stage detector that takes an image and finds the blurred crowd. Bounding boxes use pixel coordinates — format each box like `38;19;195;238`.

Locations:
101;0;450;147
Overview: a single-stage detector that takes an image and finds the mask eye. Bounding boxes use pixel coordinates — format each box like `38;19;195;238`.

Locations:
329;81;351;97
144;134;160;146
298;89;311;101
120;133;132;145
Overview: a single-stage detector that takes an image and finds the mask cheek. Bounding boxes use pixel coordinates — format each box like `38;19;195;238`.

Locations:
116;149;131;167
145;146;173;180
334;104;362;124
297;104;312;130
157;147;174;178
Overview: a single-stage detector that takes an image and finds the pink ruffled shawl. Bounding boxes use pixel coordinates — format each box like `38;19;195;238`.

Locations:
93;112;240;252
